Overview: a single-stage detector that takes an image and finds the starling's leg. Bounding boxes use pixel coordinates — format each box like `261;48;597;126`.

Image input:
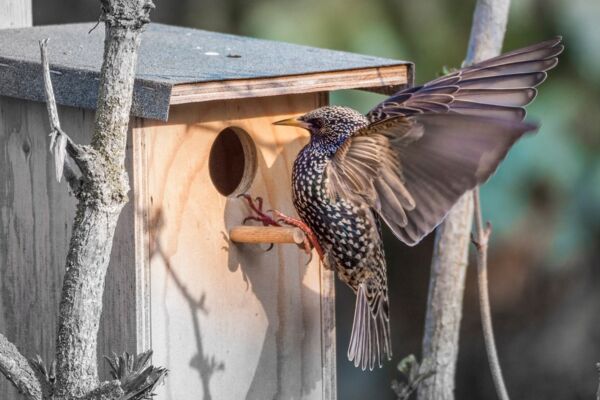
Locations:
238;194;323;262
271;210;324;262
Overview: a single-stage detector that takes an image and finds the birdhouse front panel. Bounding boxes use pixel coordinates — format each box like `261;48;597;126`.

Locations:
133;93;335;399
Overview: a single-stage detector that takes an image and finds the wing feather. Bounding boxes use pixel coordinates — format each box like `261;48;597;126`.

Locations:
328;38;560;246
366;37;562;123
327;114;537;246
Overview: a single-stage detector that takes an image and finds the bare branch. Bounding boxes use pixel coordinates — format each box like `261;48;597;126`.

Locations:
467;1;512;399
39;38;86;191
418;1;510;399
40;38;68;182
52;1;155;396
472;189;510;400
465;0;511;65
417;194;473;400
0;334;42;400
39;39;61;132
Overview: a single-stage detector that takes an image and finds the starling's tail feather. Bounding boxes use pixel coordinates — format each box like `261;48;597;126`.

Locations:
347;283;392;371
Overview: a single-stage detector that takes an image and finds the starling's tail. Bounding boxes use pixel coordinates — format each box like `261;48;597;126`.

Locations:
347;283;392;370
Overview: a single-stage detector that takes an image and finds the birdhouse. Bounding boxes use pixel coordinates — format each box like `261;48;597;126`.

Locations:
0;23;412;399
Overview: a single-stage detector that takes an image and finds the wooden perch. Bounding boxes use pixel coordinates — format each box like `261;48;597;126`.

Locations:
229;226;306;245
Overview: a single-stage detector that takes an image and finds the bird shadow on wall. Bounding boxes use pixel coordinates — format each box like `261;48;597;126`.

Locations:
222;136;323;400
148;210;225;400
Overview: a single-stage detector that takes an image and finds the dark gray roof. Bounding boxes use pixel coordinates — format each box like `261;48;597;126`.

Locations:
0;23;410;120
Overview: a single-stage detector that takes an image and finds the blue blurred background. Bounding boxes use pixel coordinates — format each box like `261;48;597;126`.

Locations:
34;0;600;398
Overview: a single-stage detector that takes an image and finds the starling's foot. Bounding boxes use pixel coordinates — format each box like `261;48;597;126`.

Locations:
238;194;323;262
271;210;324;262
238;194;278;251
238;194;279;227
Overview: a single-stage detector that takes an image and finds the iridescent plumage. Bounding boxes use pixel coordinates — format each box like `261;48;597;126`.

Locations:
276;37;563;370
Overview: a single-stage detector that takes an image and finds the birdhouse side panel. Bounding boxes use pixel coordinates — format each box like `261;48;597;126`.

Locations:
134;93;336;400
0;97;140;399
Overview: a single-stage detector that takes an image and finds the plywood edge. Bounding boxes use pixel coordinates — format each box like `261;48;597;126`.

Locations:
315;92;337;400
169;64;410;105
131;117;152;354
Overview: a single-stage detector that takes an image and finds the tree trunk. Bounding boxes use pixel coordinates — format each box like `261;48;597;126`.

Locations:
0;1;160;399
54;9;150;394
417;1;510;399
417;194;473;400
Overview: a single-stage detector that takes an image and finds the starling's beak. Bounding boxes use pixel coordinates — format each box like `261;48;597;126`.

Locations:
273;117;311;130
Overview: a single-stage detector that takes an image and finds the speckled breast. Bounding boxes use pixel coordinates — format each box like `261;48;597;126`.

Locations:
291;145;381;288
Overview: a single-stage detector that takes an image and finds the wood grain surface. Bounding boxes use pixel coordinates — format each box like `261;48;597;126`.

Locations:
0;92;337;399
0;0;32;29
170;65;408;105
135;93;335;400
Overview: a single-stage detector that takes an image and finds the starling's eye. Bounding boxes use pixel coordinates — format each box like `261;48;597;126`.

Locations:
309;118;323;130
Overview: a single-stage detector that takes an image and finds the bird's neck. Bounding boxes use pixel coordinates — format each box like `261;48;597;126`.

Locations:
307;134;349;158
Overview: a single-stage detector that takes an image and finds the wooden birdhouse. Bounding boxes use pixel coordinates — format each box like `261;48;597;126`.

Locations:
0;23;412;399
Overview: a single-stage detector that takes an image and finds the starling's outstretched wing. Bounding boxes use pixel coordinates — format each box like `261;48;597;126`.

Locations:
326;114;537;245
326;37;561;245
366;37;563;123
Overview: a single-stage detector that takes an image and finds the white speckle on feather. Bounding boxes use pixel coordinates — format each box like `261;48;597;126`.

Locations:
204;51;220;56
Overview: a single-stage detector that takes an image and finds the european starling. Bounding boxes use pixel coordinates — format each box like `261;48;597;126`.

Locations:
272;37;563;370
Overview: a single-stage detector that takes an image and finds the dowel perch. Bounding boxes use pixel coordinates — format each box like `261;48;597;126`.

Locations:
229;226;306;245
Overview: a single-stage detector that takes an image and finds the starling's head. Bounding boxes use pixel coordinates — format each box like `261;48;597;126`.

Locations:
274;106;368;146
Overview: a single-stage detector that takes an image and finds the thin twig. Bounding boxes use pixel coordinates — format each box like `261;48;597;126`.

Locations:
39;39;61;136
472;188;510;400
39;38;83;188
464;0;512;399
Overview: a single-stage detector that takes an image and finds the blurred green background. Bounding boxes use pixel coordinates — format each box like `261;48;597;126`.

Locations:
33;0;600;398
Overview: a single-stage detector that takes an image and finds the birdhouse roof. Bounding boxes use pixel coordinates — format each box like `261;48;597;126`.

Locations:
0;23;412;121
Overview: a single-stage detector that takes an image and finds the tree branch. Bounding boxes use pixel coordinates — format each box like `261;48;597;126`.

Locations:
0;334;42;400
472;190;509;400
418;1;510;399
465;0;510;65
39;38;84;189
467;1;512;399
417;194;473;400
49;1;154;397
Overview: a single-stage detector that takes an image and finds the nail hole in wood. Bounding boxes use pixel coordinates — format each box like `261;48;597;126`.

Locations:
209;127;257;197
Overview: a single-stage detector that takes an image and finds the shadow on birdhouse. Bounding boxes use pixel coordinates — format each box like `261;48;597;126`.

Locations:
0;22;412;399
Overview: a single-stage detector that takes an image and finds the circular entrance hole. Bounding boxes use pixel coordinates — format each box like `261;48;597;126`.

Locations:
209;127;257;197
